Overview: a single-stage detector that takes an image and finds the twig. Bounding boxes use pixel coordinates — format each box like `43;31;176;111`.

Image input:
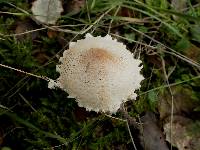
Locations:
1;27;47;37
0;63;51;82
19;93;37;112
126;120;138;150
120;106;139;150
128;25;200;69
139;74;200;96
110;33;156;49
161;56;174;150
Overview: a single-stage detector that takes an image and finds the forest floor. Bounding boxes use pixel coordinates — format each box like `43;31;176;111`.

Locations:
0;0;200;150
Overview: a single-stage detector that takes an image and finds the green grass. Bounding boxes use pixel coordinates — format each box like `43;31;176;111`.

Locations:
0;0;200;149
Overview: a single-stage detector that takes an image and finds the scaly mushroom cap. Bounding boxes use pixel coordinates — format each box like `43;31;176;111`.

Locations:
48;34;144;113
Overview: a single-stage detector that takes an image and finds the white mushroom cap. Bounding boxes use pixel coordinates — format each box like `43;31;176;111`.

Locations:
49;34;144;113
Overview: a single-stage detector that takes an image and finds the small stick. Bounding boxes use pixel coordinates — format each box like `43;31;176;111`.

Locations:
0;63;51;82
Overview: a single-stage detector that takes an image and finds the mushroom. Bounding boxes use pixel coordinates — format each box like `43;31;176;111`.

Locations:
48;33;144;113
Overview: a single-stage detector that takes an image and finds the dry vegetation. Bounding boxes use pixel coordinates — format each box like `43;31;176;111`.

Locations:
0;0;200;149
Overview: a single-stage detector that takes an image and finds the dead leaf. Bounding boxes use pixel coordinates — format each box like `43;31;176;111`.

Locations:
140;112;169;150
47;29;58;38
146;55;162;68
65;0;85;16
158;85;199;120
171;0;187;20
171;0;187;11
15;20;39;41
31;0;63;24
118;7;135;17
57;36;68;48
183;44;200;62
164;115;200;150
32;49;50;64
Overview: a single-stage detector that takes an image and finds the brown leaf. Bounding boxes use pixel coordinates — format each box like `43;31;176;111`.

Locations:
32;49;50;64
164;115;200;150
183;44;200;63
65;0;85;15
146;54;162;68
158;85;199;120
140;112;169;150
171;0;187;20
47;29;58;38
15;21;39;41
118;7;135;17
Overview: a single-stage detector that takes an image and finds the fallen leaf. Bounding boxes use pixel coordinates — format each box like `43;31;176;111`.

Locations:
15;20;39;41
164;115;200;150
65;0;85;16
32;49;50;64
118;7;135;17
171;0;187;20
31;0;63;24
158;85;199;120
146;54;162;68
47;29;58;38
183;43;200;62
171;0;187;11
140;112;169;150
